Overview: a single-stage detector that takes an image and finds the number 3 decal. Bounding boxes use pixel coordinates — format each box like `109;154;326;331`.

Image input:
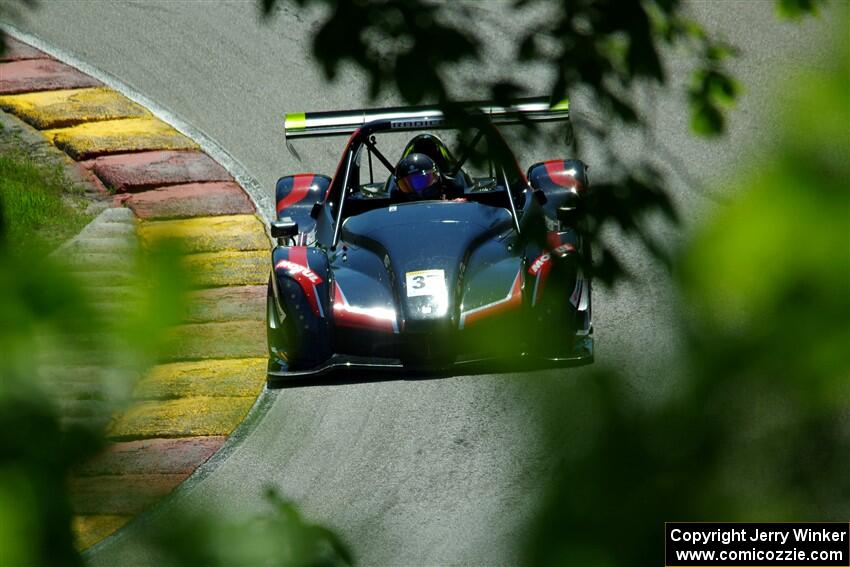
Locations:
406;270;445;297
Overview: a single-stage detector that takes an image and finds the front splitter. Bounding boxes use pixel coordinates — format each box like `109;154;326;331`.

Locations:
267;336;593;385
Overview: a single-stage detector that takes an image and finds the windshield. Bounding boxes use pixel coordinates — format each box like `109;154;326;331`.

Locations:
348;127;526;198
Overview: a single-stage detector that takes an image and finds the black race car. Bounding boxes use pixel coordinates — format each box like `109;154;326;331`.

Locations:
267;97;592;382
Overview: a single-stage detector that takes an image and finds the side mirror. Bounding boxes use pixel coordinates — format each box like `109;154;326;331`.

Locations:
271;218;298;244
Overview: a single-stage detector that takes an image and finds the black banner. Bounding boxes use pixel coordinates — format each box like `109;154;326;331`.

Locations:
666;523;849;566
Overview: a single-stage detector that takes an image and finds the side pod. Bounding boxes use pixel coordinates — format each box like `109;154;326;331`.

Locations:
270;246;332;369
525;239;583;356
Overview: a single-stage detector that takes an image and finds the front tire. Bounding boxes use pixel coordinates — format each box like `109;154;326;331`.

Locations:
267;276;289;372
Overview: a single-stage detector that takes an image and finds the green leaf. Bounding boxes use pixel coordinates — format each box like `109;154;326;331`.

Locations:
776;0;823;20
690;101;724;136
707;71;740;105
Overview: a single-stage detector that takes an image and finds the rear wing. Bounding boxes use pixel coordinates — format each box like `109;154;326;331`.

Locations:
283;96;569;140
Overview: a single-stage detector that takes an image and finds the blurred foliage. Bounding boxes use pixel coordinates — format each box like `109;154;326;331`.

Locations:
0;1;837;566
147;488;352;567
0;246;99;567
262;0;735;131
0;396;99;567
521;42;848;567
0;138;351;564
776;0;826;19
258;0;758;284
0;153;188;565
0;3;353;560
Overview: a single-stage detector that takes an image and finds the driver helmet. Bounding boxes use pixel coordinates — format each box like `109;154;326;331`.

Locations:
395;153;442;199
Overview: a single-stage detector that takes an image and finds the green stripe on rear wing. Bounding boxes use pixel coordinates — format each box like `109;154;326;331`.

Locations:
283;96;569;140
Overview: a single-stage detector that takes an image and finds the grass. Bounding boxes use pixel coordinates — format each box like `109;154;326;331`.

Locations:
0;124;93;256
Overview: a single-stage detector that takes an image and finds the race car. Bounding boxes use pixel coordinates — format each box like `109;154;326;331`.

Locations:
267;97;592;382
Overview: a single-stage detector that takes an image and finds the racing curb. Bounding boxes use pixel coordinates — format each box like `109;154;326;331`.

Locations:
1;30;275;550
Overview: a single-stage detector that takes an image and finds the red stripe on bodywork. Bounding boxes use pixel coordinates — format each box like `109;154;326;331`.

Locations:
462;270;522;328
323;130;361;205
543;160;582;190
333;282;396;333
275;246;322;316
288;245;307;267
276;174;314;213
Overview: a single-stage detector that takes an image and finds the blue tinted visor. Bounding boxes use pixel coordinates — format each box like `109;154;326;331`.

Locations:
398;169;441;197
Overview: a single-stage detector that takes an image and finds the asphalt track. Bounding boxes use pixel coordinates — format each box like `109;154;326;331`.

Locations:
6;2;845;565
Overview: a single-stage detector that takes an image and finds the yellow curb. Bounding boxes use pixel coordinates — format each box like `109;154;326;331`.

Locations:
185;285;266;323
139;214;268;254
0;87;150;129
44;117;198;160
167;320;266;361
133;357;266;399
73;515;132;551
183;249;268;287
107;396;256;440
